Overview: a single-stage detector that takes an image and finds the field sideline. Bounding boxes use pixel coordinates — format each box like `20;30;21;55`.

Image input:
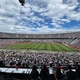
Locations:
0;43;78;52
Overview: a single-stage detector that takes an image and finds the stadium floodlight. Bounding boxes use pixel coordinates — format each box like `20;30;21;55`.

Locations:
18;0;25;6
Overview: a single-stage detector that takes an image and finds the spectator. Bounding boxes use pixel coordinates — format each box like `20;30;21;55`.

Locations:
17;62;22;68
66;65;77;80
49;64;54;74
76;65;80;79
55;67;64;80
40;65;49;80
49;64;55;80
31;65;39;80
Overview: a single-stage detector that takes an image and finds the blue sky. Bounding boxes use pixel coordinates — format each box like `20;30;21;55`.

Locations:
0;0;80;34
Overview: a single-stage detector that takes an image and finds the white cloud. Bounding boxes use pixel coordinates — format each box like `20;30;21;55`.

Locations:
40;0;80;22
0;0;80;34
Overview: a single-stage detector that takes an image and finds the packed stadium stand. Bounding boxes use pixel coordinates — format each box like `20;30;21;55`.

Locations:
0;32;80;38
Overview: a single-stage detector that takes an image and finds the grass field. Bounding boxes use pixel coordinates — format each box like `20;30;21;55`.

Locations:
0;43;78;52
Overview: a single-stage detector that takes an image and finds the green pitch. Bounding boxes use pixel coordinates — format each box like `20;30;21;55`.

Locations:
0;43;78;52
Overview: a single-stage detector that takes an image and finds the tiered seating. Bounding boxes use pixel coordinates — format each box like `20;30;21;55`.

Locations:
0;31;80;48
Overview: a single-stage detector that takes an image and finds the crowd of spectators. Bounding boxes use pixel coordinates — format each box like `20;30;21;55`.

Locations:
30;64;80;80
0;50;80;80
0;32;80;38
0;50;80;67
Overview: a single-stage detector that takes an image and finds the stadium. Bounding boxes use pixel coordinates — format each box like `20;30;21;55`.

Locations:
0;32;80;51
0;0;80;80
0;32;80;80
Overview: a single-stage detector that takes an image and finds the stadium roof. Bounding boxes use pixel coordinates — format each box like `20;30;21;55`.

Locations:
0;0;80;34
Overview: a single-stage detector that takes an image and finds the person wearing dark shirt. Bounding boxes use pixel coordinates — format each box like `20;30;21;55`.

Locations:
31;65;39;80
66;65;77;80
17;62;22;68
55;67;64;80
76;65;80;79
40;65;49;80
